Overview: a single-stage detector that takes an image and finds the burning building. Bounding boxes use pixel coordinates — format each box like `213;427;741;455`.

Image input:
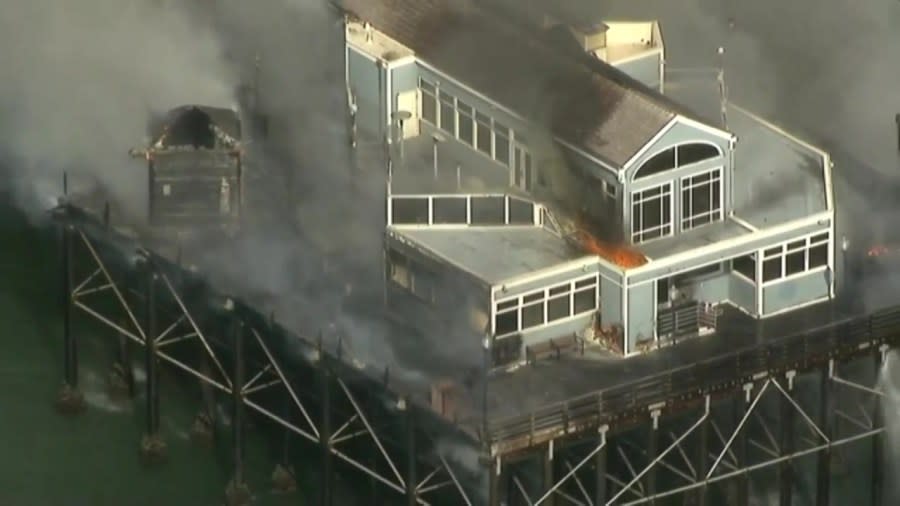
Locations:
129;105;243;231
337;0;835;360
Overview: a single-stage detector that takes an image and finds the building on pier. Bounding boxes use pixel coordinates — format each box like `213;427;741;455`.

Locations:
337;0;835;358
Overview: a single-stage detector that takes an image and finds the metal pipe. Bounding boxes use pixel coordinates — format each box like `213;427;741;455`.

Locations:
778;380;795;506
145;271;160;437
646;425;658;503
62;225;77;388
232;316;245;488
406;402;417;506
815;366;833;506
320;353;333;506
872;349;883;506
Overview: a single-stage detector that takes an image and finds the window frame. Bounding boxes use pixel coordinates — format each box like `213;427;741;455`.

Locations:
631;182;674;244
680;168;724;231
493;273;600;337
760;232;831;285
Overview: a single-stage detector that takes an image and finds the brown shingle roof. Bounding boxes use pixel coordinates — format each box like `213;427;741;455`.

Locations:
337;0;706;167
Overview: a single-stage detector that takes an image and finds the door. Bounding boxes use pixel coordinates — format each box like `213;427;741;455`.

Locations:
396;90;420;139
513;145;533;191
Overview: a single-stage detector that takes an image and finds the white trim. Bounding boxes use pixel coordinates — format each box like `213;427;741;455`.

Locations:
762;265;829;287
631;181;675;244
386;60;393;129
627;258;727;288
495;272;598;305
622;278;630;354
493;256;619;294
651;281;658;342
823;153;834;212
730;214;758;232
631;143;724;183
755;245;764;315
760;295;829;319
493;273;599;338
758;231;831;286
728;103;830;160
673;114;734;143
346;41;380;63
621;117;678;173
732;269;755;285
415;58;622;176
386;55;416;69
625;211;831;277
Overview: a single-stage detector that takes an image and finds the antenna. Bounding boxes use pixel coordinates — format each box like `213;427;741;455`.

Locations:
62;171;68;196
717;46;728;128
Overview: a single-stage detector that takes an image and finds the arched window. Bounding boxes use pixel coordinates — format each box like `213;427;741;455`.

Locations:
634;142;722;179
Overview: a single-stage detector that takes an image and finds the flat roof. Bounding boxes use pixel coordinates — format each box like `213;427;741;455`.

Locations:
391;226;582;286
338;0;719;167
636;217;749;260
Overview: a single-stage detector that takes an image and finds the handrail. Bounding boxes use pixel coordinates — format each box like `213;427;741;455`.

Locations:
488;307;899;445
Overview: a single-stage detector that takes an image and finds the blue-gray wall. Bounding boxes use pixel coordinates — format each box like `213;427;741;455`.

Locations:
762;269;829;315
613;52;662;91
729;274;756;314
627;282;655;348
600;275;623;328
347;46;385;137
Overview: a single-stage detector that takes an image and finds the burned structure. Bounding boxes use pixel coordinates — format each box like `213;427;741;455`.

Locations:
130;105;243;231
340;0;834;359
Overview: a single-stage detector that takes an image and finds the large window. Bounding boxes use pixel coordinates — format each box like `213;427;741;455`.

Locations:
761;233;830;283
493;274;599;336
418;78;516;169
631;183;673;243
681;169;723;230
634;143;723;179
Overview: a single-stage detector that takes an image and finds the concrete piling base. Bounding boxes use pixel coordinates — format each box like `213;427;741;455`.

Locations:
190;411;215;447
107;363;130;401
55;383;85;415
271;464;297;494
139;433;168;465
225;479;252;506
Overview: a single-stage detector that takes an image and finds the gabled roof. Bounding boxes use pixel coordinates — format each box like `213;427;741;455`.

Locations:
337;0;716;167
148;105;241;148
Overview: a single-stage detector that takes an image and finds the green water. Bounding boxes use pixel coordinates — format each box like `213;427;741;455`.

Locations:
0;199;308;506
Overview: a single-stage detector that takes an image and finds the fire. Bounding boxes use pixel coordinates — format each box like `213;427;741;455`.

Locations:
576;231;647;268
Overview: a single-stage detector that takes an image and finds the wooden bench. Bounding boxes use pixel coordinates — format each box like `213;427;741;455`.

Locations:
526;335;584;364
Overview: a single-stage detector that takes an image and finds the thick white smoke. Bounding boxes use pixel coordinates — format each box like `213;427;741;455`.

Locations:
0;0;237;218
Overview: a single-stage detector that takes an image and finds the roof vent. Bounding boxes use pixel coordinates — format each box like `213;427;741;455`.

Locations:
569;22;609;54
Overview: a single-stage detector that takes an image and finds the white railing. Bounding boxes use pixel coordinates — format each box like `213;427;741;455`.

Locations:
387;193;546;227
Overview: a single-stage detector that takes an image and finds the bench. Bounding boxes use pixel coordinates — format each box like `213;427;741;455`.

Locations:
525;335;584;364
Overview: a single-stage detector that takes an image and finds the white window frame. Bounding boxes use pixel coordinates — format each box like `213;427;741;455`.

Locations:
493;273;600;337
631;182;674;244
760;232;830;286
731;253;757;284
680;168;723;231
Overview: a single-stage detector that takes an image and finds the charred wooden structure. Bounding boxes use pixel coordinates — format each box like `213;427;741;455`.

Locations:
130;105;243;231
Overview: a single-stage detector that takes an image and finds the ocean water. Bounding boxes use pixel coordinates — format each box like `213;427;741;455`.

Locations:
0;197;316;506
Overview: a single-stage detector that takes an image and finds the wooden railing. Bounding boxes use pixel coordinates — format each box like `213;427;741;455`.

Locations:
488;306;900;453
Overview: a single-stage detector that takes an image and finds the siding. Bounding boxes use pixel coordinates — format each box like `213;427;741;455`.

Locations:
348;46;385;136
729;274;756;314
762;269;829;315
600;275;623;327
683;270;729;303
627;282;655;348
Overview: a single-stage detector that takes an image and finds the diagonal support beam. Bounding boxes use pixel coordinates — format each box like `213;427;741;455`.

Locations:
250;328;319;438
438;453;473;506
771;379;829;443
337;378;406;489
159;273;231;389
78;230;145;341
609;403;709;505
535;432;607;505
563;459;593;506
707;381;768;479
831;375;884;397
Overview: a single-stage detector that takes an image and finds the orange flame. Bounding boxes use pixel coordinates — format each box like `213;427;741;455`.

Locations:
868;245;890;257
576;231;647;268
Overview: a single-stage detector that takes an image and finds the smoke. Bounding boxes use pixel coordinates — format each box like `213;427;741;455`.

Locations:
0;0;237;219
